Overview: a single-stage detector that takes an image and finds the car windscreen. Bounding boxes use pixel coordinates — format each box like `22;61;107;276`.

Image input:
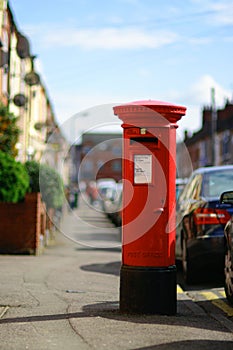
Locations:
202;169;233;198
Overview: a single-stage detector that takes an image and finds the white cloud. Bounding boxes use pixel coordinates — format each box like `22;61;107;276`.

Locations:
188;75;231;106
177;104;202;137
168;75;231;106
210;2;233;25
39;26;178;50
187;37;213;45
161;75;232;137
190;0;233;26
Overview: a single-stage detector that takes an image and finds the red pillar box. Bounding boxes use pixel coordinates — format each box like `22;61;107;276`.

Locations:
113;100;186;315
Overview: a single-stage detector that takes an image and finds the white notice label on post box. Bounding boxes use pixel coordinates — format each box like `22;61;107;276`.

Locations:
134;154;152;184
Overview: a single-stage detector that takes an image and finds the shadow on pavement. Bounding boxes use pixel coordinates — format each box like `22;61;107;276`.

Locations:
80;260;224;291
0;312;88;324
176;260;224;291
76;246;121;252
0;300;231;334
132;340;233;350
80;260;121;276
81;301;233;333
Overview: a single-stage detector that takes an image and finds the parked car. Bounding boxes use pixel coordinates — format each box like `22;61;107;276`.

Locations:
219;190;233;306
176;165;233;284
103;182;123;226
96;178;117;211
86;178;116;208
176;178;188;199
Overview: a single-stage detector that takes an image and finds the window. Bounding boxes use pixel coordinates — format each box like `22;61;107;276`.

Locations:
202;169;233;198
222;131;231;162
1;29;8;95
112;160;121;172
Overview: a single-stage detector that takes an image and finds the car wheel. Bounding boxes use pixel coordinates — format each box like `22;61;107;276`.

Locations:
224;248;233;305
182;238;195;284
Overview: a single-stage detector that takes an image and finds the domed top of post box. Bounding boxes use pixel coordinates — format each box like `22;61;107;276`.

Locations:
113;100;186;126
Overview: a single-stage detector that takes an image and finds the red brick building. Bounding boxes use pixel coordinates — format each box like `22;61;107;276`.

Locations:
71;132;122;183
177;100;233;178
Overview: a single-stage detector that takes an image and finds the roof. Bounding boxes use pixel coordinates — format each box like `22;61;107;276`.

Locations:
193;165;233;175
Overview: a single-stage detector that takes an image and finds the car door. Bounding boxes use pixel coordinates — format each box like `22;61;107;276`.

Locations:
176;173;202;259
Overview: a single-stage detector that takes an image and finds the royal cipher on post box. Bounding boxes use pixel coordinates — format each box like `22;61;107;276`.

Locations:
113;100;186;315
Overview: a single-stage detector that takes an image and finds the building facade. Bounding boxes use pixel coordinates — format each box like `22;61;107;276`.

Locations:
177;100;233;178
0;1;69;185
71;132;122;184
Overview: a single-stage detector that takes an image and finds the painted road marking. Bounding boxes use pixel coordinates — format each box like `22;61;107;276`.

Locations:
200;291;233;317
177;285;184;294
219;290;226;298
177;286;233;317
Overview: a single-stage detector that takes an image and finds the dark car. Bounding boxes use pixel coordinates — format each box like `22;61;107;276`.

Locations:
176;165;233;284
219;190;233;306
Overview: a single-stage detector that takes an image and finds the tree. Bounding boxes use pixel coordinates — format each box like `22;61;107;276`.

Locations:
25;160;64;209
0;103;20;157
40;164;64;209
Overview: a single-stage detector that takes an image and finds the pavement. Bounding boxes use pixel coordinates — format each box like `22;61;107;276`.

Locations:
0;195;233;350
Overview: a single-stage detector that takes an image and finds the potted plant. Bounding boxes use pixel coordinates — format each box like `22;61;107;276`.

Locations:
0;151;44;254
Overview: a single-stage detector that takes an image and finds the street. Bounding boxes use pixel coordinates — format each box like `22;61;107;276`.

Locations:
66;193;233;324
178;271;233;321
0;194;232;349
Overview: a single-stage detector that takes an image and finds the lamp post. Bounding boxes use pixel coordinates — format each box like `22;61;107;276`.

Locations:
211;88;217;166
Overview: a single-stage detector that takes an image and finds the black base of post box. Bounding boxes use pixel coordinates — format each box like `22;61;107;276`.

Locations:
120;265;177;315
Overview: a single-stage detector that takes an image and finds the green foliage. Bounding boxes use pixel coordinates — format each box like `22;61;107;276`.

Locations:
40;164;64;209
24;160;40;192
0;103;20;157
0;151;29;203
25;160;64;209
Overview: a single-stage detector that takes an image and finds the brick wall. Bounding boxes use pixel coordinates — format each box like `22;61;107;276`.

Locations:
0;192;46;255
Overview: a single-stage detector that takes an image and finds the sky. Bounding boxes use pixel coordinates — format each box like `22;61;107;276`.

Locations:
9;0;233;140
